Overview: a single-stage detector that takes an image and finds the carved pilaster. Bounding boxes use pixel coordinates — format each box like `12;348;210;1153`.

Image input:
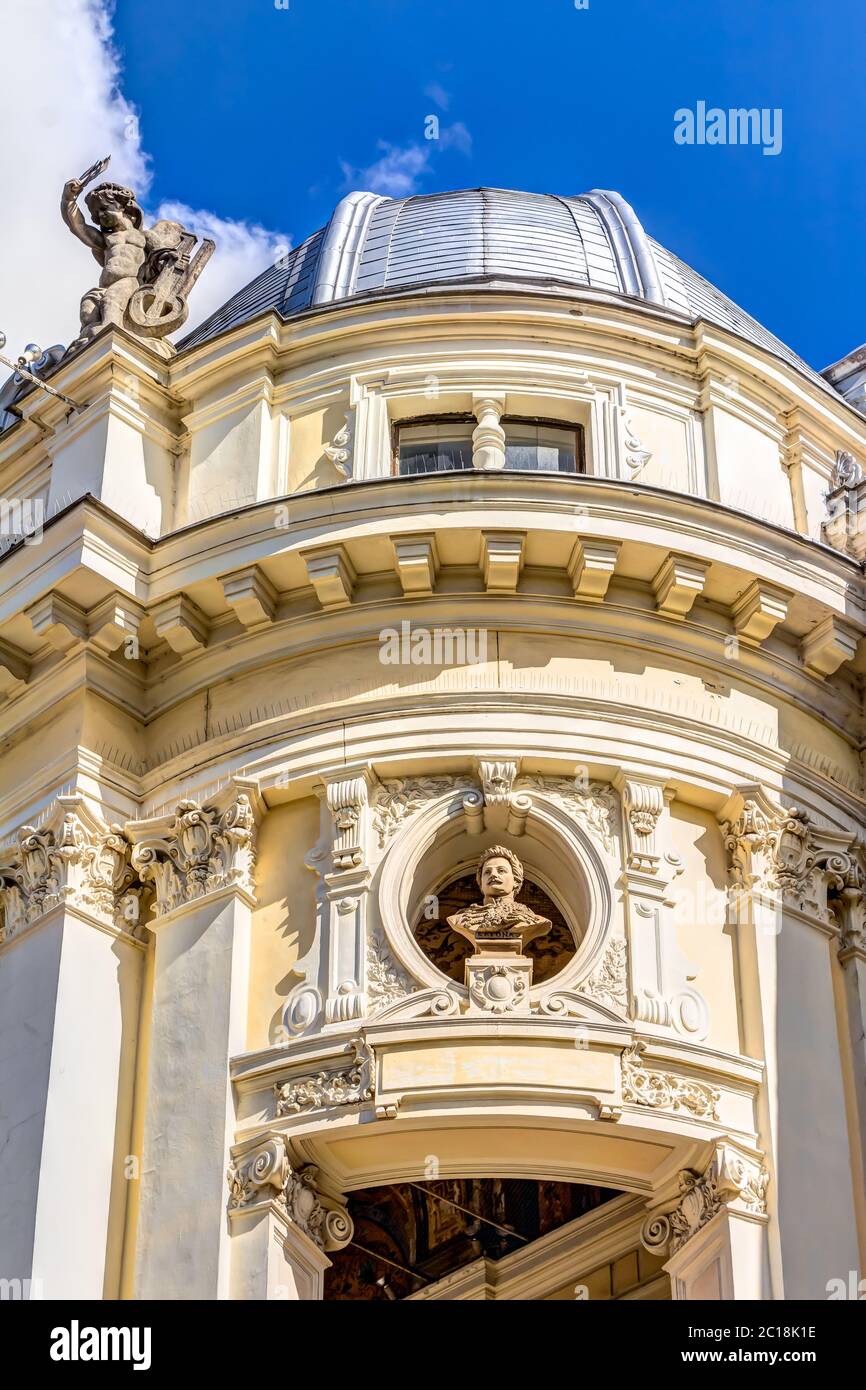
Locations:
615;774;669;873
614;772;708;1040
315;769;378;1024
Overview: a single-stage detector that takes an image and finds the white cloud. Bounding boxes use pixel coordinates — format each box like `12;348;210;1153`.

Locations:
341;122;473;200
156;204;291;336
425;83;451;111
440;122;473;157
0;0;288;358
341;143;432;199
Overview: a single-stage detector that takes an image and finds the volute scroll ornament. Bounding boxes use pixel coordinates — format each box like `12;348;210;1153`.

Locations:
227;1137;353;1252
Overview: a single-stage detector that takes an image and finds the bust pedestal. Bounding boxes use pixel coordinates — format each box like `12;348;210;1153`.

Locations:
465;945;533;1015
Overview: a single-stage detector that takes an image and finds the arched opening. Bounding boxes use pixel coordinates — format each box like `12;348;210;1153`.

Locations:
324;1177;625;1300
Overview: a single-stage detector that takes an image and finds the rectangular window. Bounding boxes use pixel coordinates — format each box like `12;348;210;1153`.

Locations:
395;416;583;477
503;421;579;474
397;420;474;476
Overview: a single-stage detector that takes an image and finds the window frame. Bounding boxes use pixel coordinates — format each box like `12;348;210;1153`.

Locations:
392;413;586;477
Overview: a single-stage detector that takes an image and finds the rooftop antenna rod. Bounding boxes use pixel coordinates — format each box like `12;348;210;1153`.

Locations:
0;333;82;411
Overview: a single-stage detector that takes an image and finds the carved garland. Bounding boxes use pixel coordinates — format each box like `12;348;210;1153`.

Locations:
622;1043;720;1120
274;1039;374;1116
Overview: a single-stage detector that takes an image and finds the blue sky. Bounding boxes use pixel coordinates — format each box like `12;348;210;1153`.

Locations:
15;0;866;369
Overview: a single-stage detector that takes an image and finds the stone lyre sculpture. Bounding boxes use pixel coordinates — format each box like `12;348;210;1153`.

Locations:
60;155;215;359
448;846;551;1014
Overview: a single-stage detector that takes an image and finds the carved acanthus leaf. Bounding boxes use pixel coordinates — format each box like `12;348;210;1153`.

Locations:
514;776;618;854
669;1145;769;1253
0;806;142;941
722;798;865;940
576;938;628;1013
370;776;475;848
130;792;256;915
227;1137;353;1251
367;924;417;1011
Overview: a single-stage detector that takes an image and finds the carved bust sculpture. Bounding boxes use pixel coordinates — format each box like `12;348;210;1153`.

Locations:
447;845;551;954
60;155;214;360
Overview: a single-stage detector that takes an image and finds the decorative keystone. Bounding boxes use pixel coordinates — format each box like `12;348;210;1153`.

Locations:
302;545;356;609
479;531;525;593
152;594;210;653
221;566;278;627
652;553;710;620
391;533;439;596
801;614;860;678
568;538;621;601
731;580;792;645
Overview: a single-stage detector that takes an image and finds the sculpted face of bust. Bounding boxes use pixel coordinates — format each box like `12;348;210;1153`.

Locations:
480;855;515;901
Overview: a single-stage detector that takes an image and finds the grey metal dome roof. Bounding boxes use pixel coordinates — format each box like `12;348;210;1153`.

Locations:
179;186;818;382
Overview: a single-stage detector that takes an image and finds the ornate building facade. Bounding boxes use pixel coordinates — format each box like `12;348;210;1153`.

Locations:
1;186;865;1301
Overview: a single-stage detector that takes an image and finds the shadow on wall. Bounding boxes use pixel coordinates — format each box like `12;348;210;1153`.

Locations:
246;795;320;1051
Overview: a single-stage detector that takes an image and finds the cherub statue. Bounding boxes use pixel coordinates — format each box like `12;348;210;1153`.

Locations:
447;845;551;954
61;156;214;359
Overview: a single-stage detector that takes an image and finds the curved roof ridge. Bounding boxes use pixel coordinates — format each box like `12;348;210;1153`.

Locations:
583;189;667;306
176;186;824;397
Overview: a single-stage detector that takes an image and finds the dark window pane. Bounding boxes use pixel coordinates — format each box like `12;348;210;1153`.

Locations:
398;440;473;476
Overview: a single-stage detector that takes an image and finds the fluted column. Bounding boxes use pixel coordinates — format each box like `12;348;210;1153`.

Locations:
0;800;145;1298
127;780;262;1299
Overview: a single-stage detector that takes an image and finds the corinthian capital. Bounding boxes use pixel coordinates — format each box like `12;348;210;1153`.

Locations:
128;782;260;917
0;799;141;942
721;786;863;933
